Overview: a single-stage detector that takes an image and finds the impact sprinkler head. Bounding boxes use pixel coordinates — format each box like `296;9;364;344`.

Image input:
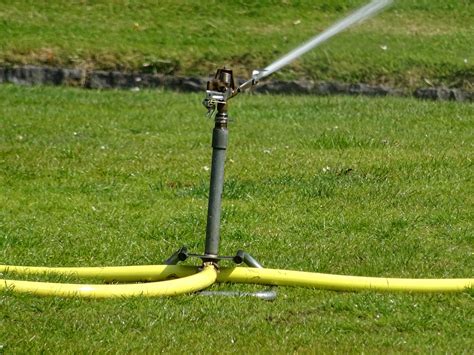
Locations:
202;68;236;118
202;67;266;118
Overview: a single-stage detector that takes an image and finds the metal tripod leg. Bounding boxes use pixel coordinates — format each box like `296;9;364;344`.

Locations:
197;289;277;301
164;247;188;265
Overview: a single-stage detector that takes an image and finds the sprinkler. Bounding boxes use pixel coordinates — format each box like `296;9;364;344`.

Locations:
164;68;266;269
2;0;472;298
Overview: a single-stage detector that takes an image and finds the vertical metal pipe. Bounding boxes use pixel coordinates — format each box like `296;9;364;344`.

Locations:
204;104;228;257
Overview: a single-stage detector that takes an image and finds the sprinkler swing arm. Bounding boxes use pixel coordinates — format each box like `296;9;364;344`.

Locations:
2;0;472;298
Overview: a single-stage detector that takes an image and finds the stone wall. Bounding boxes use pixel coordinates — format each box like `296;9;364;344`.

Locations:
0;66;471;102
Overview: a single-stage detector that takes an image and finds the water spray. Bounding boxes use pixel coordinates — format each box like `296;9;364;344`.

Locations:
204;0;393;109
2;0;472;299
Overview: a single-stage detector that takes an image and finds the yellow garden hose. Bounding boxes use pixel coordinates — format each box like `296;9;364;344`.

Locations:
1;263;472;297
218;267;473;293
0;264;196;283
0;264;216;299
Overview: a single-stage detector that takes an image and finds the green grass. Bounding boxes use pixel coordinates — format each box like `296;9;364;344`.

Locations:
0;0;473;88
1;85;473;352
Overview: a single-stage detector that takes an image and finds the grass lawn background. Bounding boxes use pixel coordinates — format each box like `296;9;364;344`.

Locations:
1;85;472;352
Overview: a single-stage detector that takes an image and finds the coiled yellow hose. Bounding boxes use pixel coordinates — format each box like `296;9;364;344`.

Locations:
1;263;472;297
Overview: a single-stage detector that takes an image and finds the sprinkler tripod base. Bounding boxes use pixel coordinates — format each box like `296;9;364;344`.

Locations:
164;247;277;301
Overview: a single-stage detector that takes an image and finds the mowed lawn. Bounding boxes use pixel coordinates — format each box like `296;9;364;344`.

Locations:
0;85;472;352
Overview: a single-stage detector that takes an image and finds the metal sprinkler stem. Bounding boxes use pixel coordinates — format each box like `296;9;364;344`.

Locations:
204;102;228;258
203;69;234;260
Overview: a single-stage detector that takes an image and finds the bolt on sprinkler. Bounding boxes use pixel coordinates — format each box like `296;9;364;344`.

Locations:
165;68;265;272
164;68;273;299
